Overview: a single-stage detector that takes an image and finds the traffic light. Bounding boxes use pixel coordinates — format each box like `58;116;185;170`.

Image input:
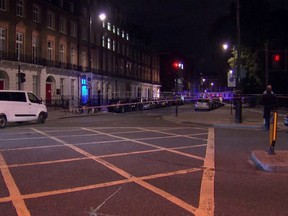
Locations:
273;54;280;62
271;53;285;70
172;61;184;70
20;72;26;83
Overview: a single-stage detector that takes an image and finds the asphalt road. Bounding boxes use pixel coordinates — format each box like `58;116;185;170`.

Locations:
0;107;288;216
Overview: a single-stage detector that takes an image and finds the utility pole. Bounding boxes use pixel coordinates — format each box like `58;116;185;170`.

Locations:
234;0;242;123
265;41;269;87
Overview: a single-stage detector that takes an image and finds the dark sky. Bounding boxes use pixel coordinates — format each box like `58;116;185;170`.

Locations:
111;0;234;60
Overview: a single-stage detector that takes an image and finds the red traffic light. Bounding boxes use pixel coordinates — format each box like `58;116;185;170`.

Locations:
273;54;280;62
172;61;184;70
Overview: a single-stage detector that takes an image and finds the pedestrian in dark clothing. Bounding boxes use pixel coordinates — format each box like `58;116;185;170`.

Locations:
260;85;277;130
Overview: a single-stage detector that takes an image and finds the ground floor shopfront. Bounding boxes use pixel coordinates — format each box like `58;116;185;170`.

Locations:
0;61;161;108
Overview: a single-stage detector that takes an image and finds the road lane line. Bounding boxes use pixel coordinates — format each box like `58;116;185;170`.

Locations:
0;168;203;203
31;128;198;214
0;152;30;216
84;128;205;161
195;127;215;216
4;144;206;169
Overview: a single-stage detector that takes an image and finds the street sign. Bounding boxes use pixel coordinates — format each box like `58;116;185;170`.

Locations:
227;71;236;87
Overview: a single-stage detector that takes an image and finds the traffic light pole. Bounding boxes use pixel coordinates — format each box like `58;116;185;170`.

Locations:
18;55;21;90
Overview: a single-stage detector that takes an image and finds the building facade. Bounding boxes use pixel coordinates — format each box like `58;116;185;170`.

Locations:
0;0;161;107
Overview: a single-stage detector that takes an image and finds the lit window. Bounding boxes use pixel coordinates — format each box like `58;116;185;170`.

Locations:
112;40;116;51
122;30;125;38
107;38;111;49
107;22;111;31
113;25;116;33
16;0;24;17
117;28;120;35
33;4;40;23
126;33;129;40
102;35;105;47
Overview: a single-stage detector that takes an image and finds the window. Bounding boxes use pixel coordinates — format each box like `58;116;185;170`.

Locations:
81;50;86;67
82;8;87;17
32;36;39;63
69;2;74;13
59;44;64;62
102;35;105;48
59;17;67;33
47;41;53;61
60;78;64;96
59;0;63;8
71;79;75;97
0;28;6;56
112;40;116;51
107;22;111;31
0;0;7;11
70;47;76;65
16;32;24;59
32;76;39;95
33;4;40;23
107;38;111;49
81;27;87;41
70;21;77;37
126;33;129;41
113;25;116;33
117;28;120;35
16;0;24;17
122;30;125;38
47;11;55;29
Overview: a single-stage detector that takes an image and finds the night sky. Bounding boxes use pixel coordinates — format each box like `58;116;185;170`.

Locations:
111;0;235;60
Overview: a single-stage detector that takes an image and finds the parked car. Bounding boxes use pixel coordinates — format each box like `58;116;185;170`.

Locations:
0;90;48;128
284;114;288;126
194;98;214;111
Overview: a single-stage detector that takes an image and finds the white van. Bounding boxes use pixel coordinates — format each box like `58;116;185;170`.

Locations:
0;90;48;128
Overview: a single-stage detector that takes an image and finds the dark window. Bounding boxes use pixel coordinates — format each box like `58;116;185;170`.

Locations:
28;92;40;103
11;92;27;102
0;92;10;101
0;92;27;101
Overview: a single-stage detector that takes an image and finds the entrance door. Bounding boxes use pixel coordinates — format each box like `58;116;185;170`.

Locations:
0;80;4;90
46;83;52;105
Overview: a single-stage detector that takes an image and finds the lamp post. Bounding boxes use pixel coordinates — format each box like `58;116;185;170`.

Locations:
99;13;106;107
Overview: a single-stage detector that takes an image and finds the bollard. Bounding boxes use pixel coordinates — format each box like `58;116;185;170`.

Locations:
268;111;278;155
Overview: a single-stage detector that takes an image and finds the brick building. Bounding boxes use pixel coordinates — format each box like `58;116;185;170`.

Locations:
0;0;161;107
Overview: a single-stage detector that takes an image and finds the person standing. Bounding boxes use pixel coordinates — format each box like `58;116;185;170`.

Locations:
260;85;277;130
